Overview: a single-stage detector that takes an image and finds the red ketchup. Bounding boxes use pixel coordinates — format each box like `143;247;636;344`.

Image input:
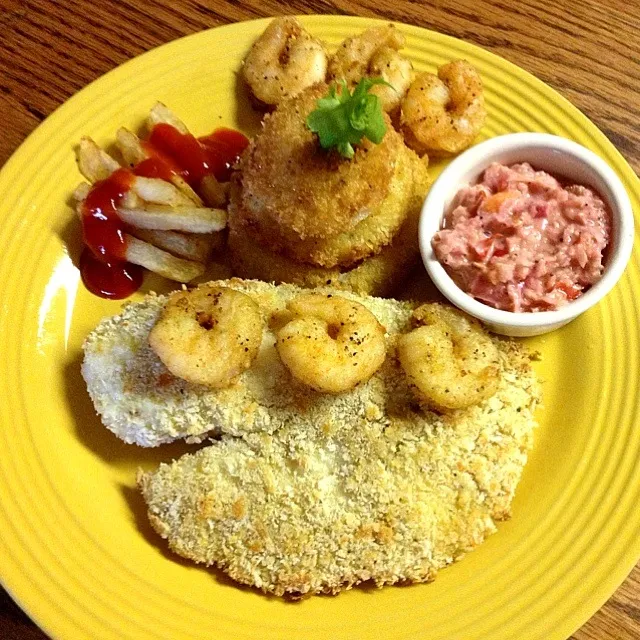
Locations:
144;124;249;186
79;249;143;300
133;156;176;182
198;128;250;182
79;124;249;299
80;168;143;299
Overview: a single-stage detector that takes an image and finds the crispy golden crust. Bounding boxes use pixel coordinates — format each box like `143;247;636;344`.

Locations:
228;151;430;297
237;84;403;240
137;291;540;596
82;279;418;447
232;143;420;268
85;279;540;596
228;210;417;298
228;224;346;289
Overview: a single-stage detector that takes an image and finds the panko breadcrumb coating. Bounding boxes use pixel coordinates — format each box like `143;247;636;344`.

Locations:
84;279;540;596
83;280;419;446
236;84;404;241
231;141;424;269
138;324;539;597
228;153;431;296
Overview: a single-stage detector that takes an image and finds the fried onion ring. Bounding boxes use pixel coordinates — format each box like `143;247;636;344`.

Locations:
236;84;403;241
233;144;420;268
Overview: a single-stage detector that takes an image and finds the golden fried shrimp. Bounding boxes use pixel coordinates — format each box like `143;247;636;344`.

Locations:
368;47;413;112
328;25;413;112
397;304;500;411
243;17;328;109
400;60;486;156
276;294;386;393
149;285;262;388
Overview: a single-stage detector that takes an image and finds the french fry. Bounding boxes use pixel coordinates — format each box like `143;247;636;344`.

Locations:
73;182;91;203
74;178;226;235
73;179;140;210
166;176;203;207
127;228;217;263
199;175;229;208
147;102;188;134
76;137;120;183
117;205;227;233
74;188;206;280
75;105;235;287
75;190;217;264
124;235;205;282
131;176;194;207
116;126;205;207
116;127;147;166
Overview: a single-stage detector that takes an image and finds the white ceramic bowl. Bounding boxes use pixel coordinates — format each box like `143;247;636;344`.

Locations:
419;133;635;336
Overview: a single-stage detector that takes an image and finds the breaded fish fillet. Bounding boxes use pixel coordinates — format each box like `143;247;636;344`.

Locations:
138;337;539;596
85;279;539;594
83;280;420;446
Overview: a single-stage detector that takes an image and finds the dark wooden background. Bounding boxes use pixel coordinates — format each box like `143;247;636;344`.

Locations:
1;0;639;638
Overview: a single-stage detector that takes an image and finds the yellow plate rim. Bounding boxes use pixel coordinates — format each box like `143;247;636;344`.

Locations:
0;15;638;640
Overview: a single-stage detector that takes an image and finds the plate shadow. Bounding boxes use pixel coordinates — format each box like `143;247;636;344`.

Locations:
121;484;284;602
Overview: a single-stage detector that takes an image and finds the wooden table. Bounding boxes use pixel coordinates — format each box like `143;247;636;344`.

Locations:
0;0;638;638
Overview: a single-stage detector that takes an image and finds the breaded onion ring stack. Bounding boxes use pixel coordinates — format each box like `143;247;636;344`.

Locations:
228;85;431;297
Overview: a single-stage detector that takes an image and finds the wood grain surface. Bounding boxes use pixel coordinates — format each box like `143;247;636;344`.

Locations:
0;0;638;638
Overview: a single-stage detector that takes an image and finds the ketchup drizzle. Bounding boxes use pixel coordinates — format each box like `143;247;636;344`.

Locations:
198;127;250;182
143;124;249;186
79;168;142;299
81;168;133;262
78;123;249;299
79;249;143;300
133;156;176;182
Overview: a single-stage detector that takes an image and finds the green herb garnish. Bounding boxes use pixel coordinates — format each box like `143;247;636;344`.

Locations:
306;78;392;159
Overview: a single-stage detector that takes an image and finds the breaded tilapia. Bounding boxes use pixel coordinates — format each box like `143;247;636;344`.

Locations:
138;330;539;596
83;279;540;596
83;279;420;446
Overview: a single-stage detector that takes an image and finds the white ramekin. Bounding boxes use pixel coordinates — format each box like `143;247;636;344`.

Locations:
419;133;635;337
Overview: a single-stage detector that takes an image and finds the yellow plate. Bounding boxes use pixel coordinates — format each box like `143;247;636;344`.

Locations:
0;16;638;640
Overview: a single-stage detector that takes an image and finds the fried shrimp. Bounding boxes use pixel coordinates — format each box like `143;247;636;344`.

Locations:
242;17;328;109
397;304;500;411
400;60;486;156
148;285;262;388
276;294;386;393
368;46;414;112
328;24;413;112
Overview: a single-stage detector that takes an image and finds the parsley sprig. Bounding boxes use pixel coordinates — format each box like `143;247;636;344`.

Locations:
306;78;391;159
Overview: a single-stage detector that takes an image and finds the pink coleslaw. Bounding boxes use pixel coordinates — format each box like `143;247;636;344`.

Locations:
431;162;612;312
